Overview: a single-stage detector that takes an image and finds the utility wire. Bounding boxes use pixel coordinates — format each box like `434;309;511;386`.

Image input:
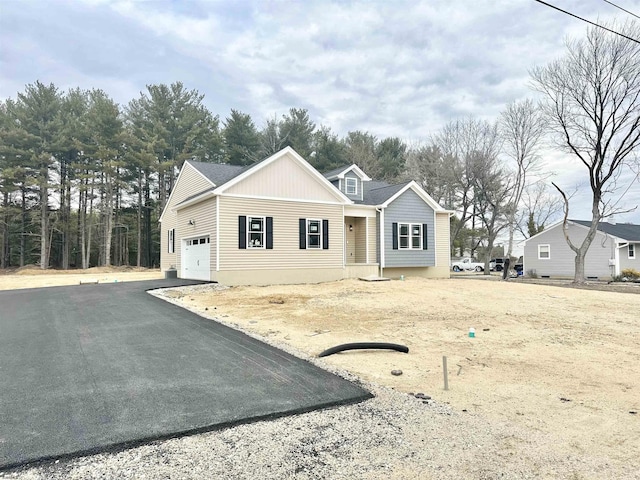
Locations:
602;0;640;20
533;0;640;44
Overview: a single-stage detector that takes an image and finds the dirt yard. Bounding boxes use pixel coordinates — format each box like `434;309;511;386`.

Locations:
0;266;163;290
173;277;640;467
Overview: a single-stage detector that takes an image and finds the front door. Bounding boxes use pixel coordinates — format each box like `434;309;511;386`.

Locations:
345;221;356;262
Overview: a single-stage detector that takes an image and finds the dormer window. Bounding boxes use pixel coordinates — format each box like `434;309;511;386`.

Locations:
345;177;357;195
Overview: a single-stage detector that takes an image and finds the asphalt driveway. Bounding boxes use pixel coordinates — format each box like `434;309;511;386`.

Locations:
0;279;370;470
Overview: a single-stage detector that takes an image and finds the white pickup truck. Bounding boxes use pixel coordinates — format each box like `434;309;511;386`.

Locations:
451;257;484;272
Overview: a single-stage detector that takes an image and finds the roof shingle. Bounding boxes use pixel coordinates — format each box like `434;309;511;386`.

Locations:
571;219;640;241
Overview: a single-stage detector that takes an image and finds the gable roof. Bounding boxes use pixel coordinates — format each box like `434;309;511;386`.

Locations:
323;164;372;181
188;161;246;187
571;220;640;242
524;219;640;243
164;147;450;216
212;147;352;203
362;181;409;205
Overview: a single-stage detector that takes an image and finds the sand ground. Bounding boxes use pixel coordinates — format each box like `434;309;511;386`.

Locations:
0;266;163;290
171;277;640;467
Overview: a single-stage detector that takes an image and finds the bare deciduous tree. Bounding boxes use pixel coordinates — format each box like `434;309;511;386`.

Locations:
432;118;502;256
531;20;640;283
500;99;545;257
516;181;564;239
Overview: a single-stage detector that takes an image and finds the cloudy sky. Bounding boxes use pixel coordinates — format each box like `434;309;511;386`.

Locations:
1;0;639;224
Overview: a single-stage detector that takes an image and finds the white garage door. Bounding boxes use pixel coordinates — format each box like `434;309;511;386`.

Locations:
182;236;211;281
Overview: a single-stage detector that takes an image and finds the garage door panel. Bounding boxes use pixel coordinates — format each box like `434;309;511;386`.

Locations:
182;236;210;281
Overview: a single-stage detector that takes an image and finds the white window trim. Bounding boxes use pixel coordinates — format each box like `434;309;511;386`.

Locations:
345;177;357;195
629;244;636;259
307;219;322;249
398;222;422;250
538;244;550;260
247;216;266;249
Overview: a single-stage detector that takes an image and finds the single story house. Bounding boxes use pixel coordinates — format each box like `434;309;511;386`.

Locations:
523;219;640;279
159;147;452;285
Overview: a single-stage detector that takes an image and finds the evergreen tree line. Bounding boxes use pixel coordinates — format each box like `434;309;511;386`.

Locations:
0;81;422;269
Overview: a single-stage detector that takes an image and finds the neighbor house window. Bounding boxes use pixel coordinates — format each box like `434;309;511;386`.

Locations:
299;218;329;249
238;216;273;249
345;177;357;195
168;229;175;253
629;244;636;259
538;244;550;259
392;222;428;250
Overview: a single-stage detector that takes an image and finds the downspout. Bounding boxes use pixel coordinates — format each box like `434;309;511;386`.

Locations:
342;205;346;270
216;196;220;272
433;211;437;268
365;216;369;264
377;207;384;277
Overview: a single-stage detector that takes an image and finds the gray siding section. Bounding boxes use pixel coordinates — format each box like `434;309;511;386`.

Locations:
384;189;435;267
523;223;615;278
342;171;363;202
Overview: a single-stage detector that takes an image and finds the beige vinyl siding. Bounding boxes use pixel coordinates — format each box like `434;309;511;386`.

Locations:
160;162;213;271
160;217;177;271
176;197;217;277
367;216;377;263
354;217;366;263
435;212;450;268
383;266;450;279
218;196;343;271
169;162;213;206
223;153;341;203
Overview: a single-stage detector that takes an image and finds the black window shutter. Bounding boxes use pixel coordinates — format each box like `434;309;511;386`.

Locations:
322;219;329;249
422;224;428;250
171;228;175;253
392;222;398;250
238;216;246;249
266;217;273;249
299;218;306;249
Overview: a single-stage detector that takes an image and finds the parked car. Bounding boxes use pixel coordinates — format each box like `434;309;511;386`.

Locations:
490;257;506;271
451;257;484;272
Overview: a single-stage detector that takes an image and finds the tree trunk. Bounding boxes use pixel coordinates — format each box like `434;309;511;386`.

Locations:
80;179;87;269
60;153;71;269
1;191;9;268
574;251;586;283
136;169;142;267
86;178;94;268
20;187;26;267
144;170;151;267
39;171;49;270
103;170;113;268
506;212;516;258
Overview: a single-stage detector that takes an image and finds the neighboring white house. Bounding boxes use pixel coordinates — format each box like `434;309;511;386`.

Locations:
523;219;640;279
159;147;453;285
